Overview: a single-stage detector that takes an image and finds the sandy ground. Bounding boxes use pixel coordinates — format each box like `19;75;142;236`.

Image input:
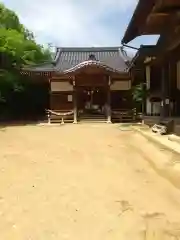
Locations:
1;124;180;239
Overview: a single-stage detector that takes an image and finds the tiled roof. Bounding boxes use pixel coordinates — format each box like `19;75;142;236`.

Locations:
24;62;55;72
129;45;157;69
24;47;131;73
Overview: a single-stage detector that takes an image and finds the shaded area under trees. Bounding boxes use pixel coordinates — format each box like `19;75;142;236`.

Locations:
0;3;52;121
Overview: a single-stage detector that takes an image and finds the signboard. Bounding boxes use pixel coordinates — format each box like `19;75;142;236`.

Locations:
68;95;73;102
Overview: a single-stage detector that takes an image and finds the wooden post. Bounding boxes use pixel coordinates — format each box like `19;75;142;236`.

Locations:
161;66;165;119
73;79;78;124
161;65;169;120
107;76;112;123
47;111;51;124
61;117;64;125
48;77;52;125
145;66;150;115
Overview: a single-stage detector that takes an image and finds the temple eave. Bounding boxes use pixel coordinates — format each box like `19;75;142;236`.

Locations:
122;0;180;44
21;63;129;79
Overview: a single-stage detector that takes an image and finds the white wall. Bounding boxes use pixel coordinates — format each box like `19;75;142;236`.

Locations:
152;102;161;115
146;97;161;116
51;81;73;92
51;80;131;91
146;98;151;115
110;81;131;90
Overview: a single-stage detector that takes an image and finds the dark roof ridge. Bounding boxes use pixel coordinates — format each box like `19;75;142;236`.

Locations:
53;48;61;61
118;47;128;61
56;46;121;52
52;48;64;66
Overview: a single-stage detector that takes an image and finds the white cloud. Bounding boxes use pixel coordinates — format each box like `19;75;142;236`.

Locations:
2;0;137;46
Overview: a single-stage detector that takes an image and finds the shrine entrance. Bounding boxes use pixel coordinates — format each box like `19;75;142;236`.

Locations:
77;86;107;117
72;72;111;122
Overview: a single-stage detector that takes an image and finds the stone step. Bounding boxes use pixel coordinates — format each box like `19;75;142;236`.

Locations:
80;117;106;120
79;116;106;119
112;117;134;123
79;115;106;117
50;119;73;123
79;120;107;123
79;117;107;123
80;118;106;121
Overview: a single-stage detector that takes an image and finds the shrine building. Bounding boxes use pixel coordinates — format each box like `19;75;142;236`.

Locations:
22;47;133;123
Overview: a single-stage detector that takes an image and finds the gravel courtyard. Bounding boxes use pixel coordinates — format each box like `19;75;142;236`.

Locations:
1;124;180;239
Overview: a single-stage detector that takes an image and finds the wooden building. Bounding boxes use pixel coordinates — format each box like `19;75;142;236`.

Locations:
22;47;133;123
128;45;164;117
122;0;180;119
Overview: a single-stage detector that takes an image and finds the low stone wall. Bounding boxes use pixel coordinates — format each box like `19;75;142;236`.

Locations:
174;125;180;136
143;116;180;136
132;126;180;189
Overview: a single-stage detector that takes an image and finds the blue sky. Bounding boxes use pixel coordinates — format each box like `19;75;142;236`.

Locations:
2;0;159;49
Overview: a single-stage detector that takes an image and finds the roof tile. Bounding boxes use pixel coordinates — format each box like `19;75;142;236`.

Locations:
24;47;131;73
55;47;129;72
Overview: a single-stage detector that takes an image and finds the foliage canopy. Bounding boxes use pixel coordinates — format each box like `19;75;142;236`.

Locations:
0;3;52;120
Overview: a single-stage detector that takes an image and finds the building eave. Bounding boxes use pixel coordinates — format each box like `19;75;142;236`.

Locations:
122;0;155;44
61;60;127;75
122;0;180;44
127;45;158;71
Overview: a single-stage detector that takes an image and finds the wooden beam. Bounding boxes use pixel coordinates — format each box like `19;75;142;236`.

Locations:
162;22;180;51
167;38;180;51
149;12;169;17
51;76;71;81
144;57;156;64
146;11;170;27
155;0;180;12
175;25;180;34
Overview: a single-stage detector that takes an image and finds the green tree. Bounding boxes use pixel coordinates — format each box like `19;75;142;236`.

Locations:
0;3;52;65
0;3;22;31
132;83;147;114
0;3;52;120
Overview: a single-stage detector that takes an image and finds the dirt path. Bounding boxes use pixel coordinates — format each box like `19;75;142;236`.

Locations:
1;124;180;239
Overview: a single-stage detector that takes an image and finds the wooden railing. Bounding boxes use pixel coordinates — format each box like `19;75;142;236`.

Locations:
46;110;74;124
112;108;137;122
45;108;138;124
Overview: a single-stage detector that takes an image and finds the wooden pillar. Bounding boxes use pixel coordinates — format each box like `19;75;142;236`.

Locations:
107;76;112;123
49;78;52;110
48;78;52;124
168;62;172;117
73;79;78;124
176;60;180;116
145;65;151;115
161;65;170;119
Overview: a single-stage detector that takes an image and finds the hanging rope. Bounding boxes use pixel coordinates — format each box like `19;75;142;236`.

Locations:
46;110;74;124
46;109;74;116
